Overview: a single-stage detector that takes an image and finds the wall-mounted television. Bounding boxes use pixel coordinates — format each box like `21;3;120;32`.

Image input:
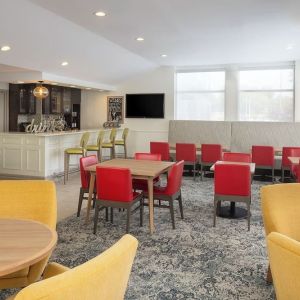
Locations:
126;93;165;119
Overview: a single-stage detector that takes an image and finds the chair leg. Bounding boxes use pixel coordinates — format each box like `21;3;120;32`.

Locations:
272;168;275;184
247;202;251;231
201;164;203;181
77;188;84;217
93;203;100;234
98;148;102;163
126;208;131;233
169;200;175;229
178;190;184;219
105;207;108;221
124;144;127;159
64;152;68;184
140;198;144;227
213;199;218;227
92;192;96;209
193;163;196;181
66;153;70;182
266;264;273;283
281;168;284;182
110;208;114;223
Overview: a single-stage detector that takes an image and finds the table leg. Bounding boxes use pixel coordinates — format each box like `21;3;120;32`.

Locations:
85;173;96;224
147;178;155;234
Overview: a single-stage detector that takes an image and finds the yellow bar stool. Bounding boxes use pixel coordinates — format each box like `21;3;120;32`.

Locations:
102;128;116;160
64;132;90;184
115;128;129;158
87;130;105;162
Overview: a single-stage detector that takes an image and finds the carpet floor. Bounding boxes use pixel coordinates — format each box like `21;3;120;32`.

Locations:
0;176;275;300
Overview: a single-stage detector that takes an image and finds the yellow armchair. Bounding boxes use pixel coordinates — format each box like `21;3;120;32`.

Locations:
261;183;300;282
0;180;57;289
267;232;300;300
8;234;138;300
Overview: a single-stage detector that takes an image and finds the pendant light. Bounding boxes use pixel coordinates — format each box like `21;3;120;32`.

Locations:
33;81;49;99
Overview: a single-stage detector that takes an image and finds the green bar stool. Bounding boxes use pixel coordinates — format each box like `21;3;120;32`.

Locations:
64;132;90;184
87;130;105;162
115;128;129;158
102;128;116;160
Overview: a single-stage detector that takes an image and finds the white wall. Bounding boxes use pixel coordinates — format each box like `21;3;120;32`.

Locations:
0;82;9;90
81;66;175;156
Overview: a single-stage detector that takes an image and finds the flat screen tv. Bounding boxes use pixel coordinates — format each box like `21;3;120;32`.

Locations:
126;93;165;118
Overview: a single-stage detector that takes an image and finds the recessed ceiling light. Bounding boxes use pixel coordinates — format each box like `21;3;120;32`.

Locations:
94;11;106;17
17;81;24;84
1;45;11;52
161;54;168;58
136;37;144;42
61;61;69;66
286;44;294;50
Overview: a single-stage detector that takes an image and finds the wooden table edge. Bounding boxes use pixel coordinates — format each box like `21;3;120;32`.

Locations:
0;219;58;277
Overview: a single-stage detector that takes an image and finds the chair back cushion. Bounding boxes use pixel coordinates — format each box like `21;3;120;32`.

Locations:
97;131;105;147
134;152;161;161
122;128;129;141
261;183;300;240
282;147;300;168
110;128;117;143
223;152;251;163
251;145;274;166
175;143;197;162
80;132;90;149
214;164;251;196
201;144;222;163
164;160;184;195
267;232;300;300
14;234;138;300
150;142;170;161
96;167;133;202
80;155;98;189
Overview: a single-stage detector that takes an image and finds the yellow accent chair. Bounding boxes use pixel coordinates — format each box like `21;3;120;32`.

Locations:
86;130;105;162
0;180;57;289
102;128;117;160
267;232;300;300
64;132;90;184
261;183;300;283
7;234;138;300
115;128;129;158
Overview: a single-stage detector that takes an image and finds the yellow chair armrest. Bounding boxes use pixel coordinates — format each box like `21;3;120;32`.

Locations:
43;262;70;279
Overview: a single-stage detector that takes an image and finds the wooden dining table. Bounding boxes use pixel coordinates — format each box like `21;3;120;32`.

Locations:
85;158;175;234
0;218;57;277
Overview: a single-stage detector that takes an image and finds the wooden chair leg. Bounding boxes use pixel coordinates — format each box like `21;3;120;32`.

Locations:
92;193;96;209
169;200;175;229
66;153;70;182
266;264;273;283
178;190;184;219
64;152;68;184
77;188;84;217
93;203;100;234
140;198;144;227
126;208;131;233
124;144;127;159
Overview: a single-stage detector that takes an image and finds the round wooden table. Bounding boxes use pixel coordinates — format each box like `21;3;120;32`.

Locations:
0;218;58;277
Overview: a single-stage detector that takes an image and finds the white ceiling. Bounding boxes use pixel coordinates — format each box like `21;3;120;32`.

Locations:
28;0;300;67
1;0;300;87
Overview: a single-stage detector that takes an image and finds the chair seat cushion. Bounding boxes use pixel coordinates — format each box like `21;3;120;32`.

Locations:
65;148;84;154
87;145;99;151
115;140;125;145
102;143;113;148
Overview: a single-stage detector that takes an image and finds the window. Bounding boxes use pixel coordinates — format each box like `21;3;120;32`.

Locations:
239;68;294;122
176;71;225;121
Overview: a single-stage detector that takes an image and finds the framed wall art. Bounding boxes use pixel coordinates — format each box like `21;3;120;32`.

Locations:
107;96;124;124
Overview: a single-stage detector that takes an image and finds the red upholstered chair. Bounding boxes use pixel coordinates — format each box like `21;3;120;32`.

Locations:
176;143;197;180
150;142;170;161
78;155;98;217
200;144;222;180
143;160;184;229
223;152;251;163
251;146;275;182
292;162;300;183
282;147;300;182
132;153;161;191
214;163;251;230
94;167;143;234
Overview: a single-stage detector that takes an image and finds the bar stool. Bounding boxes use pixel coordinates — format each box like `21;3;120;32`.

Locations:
86;130;105;162
115;128;129;158
102;128;116;160
64;132;90;184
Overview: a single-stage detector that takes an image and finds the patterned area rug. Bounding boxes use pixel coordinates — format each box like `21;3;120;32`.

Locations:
0;177;275;300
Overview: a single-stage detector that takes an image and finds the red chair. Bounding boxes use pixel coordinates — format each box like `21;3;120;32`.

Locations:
282;147;300;182
78;155;98;217
200;144;222;181
143;160;184;229
176;143;197;180
214;164;251;230
251;146;275;182
292;162;300;183
133;153;161;190
223;152;251;163
94;167;143;234
150;142;170;161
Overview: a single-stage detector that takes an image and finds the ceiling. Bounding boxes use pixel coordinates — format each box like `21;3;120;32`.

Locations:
1;0;300;87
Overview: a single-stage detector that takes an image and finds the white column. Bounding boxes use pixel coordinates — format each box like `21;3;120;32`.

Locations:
224;66;239;121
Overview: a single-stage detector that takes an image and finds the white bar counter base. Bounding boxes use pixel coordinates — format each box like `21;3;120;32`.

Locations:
0;130;102;178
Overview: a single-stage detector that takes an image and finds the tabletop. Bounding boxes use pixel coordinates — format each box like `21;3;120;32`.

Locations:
0;218;57;277
210;161;256;174
288;156;300;164
85;158;175;178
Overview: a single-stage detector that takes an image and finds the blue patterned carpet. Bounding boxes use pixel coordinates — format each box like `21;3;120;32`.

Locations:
0;176;274;300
